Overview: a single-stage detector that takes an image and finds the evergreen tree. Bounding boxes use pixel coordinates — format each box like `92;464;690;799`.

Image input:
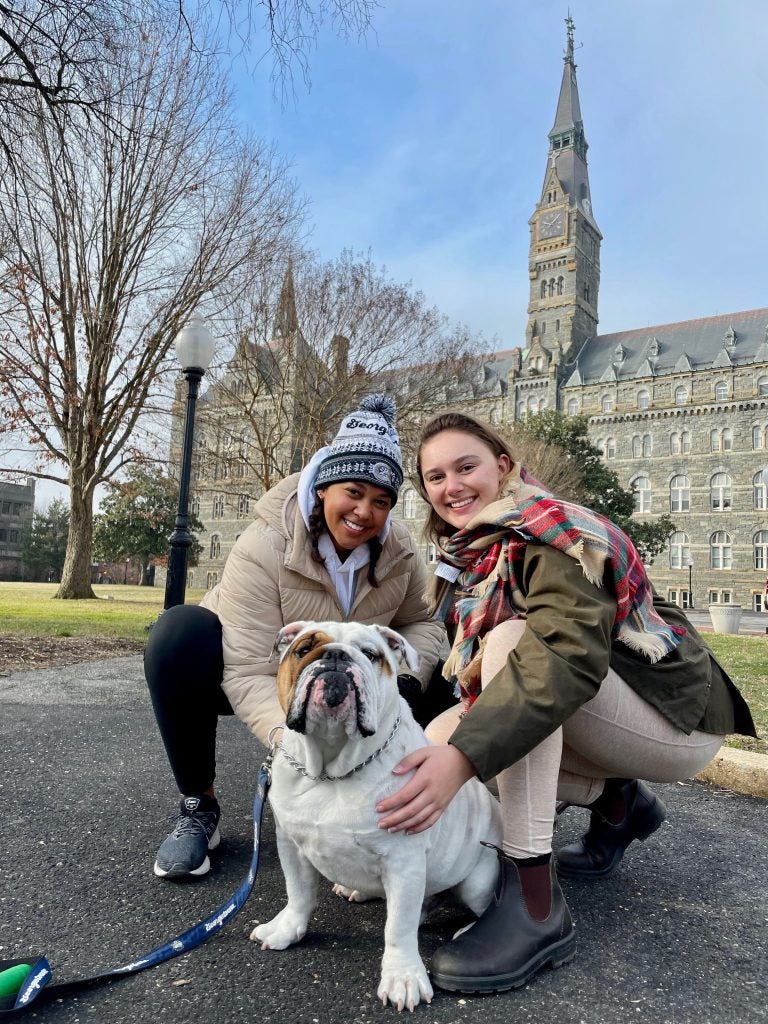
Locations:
514;411;675;563
93;467;203;585
22;498;70;581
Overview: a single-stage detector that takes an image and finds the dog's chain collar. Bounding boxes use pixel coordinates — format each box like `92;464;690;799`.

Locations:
276;714;402;781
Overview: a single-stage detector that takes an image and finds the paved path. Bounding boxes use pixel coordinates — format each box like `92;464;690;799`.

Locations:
1;657;766;1024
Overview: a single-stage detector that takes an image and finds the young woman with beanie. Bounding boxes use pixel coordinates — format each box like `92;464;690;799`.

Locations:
376;410;756;995
145;395;446;880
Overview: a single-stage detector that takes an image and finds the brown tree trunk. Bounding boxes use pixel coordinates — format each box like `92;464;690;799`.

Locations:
56;478;96;599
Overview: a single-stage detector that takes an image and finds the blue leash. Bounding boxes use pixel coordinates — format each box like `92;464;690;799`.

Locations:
0;757;272;1016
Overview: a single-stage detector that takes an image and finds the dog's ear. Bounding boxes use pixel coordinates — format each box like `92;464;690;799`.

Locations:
370;625;420;673
272;621;312;662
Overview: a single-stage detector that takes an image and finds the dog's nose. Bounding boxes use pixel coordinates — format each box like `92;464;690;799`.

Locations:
320;671;351;707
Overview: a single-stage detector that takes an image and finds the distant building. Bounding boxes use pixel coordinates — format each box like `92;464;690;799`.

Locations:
0;479;35;580
162;18;768;613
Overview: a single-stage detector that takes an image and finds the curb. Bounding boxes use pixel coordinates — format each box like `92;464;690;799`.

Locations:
695;745;768;800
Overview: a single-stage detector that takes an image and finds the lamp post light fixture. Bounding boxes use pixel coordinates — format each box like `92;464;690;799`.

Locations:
685;554;694;610
164;314;215;610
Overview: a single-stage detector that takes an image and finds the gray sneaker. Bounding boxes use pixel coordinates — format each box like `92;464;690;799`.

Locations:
153;795;221;879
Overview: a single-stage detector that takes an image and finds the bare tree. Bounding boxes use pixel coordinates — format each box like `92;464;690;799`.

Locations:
188;250;483;513
0;21;302;598
0;1;378;116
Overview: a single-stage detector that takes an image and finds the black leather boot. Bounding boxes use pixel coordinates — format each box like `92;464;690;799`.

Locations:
556;779;667;879
429;846;576;994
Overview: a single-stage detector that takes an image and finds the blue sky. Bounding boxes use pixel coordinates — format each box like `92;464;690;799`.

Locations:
236;0;768;346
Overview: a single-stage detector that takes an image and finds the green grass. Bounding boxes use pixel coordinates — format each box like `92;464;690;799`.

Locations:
705;634;768;747
0;581;205;641
0;583;765;742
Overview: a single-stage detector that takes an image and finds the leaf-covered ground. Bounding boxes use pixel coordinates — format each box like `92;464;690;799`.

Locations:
0;635;144;674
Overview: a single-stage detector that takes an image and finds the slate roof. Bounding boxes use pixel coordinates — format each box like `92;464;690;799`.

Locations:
565;308;768;386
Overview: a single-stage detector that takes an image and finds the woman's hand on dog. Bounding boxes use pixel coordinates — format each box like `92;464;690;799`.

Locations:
375;745;476;834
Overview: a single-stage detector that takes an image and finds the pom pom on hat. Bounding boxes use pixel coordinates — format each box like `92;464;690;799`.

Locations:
314;393;404;502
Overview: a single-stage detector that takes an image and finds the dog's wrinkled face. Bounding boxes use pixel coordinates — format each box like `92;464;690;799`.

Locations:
274;622;419;740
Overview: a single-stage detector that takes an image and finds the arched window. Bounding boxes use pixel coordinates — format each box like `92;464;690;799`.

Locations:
753;532;768;573
584;283;591;302
753;424;763;449
190;494;200;516
710;429;720;452
601;394;614;413
754;471;768;510
710;531;732;570
212;493;225;519
489;407;500;425
206;571;218;589
674;385;688;405
540;321;546;335
632;476;651;513
721;428;732;451
671;430;691;455
710;473;732;511
637;389;650;410
548;279;555;297
605;437;616;459
403;488;416;519
567;397;579;416
714;381;728;401
670;475;690;513
669;531;690;569
540;281;547;299
209;534;221;559
237;494;250;517
754;531;768;570
555;319;561;331
557;276;564;295
642;434;652;457
757;375;768;397
632;435;642;458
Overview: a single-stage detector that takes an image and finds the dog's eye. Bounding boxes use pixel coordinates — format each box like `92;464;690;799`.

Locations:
294;643;314;658
361;648;380;662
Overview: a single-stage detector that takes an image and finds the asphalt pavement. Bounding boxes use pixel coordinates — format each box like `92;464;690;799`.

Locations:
1;655;766;1024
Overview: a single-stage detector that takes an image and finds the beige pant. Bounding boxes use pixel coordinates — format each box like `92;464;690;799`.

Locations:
426;620;723;858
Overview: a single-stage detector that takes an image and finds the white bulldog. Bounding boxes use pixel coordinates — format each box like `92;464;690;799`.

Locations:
251;621;502;1012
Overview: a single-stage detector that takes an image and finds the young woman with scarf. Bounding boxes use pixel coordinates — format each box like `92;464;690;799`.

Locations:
376;411;755;995
145;395;448;881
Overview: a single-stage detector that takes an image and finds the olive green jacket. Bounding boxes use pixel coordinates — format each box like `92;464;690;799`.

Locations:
448;543;756;782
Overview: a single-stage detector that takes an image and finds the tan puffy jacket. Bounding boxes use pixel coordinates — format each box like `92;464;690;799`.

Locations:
200;474;445;744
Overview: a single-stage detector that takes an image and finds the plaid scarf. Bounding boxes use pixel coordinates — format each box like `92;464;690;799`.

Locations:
435;465;684;705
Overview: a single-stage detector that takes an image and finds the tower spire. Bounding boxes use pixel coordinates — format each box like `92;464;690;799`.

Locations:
273;258;299;339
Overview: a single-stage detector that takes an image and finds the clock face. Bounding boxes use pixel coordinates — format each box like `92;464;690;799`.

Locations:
539;208;566;240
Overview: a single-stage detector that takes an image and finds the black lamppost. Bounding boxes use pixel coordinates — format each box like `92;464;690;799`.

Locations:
685;554;694;609
164;314;214;610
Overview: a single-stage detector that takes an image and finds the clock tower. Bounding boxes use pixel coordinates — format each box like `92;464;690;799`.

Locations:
522;17;601;403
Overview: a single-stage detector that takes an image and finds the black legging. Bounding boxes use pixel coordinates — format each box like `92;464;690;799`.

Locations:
144;604;233;795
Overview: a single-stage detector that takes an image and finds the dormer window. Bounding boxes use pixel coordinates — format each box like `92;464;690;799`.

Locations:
647;337;660;357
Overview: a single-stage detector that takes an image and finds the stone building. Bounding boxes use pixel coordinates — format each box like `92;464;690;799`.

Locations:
164;18;768;613
0;478;35;580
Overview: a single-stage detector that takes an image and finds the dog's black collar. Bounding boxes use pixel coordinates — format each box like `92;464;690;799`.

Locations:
277;714;402;781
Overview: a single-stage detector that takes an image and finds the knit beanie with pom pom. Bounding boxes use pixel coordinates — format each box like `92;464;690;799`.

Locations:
314;394;403;503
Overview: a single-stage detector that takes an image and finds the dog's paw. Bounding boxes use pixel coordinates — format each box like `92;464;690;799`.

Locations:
377;965;433;1012
250;907;308;950
332;883;377;903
